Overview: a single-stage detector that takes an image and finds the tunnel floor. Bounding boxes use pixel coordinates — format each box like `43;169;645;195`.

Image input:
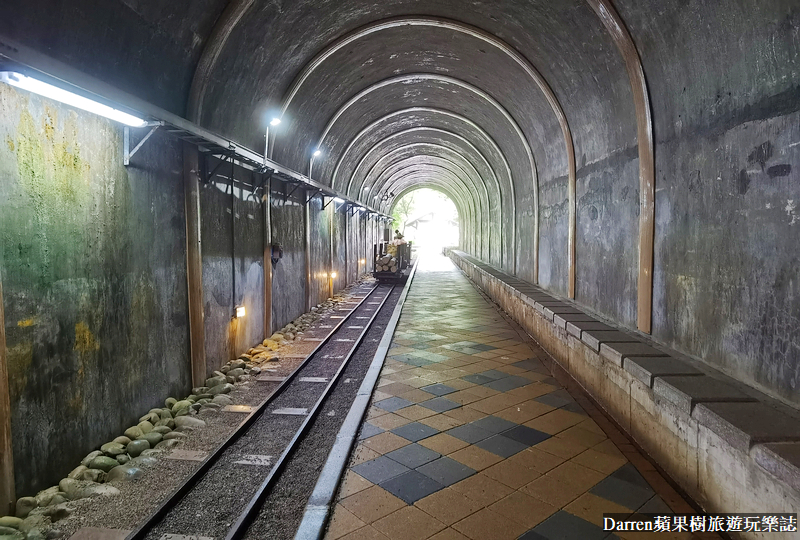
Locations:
326;254;715;540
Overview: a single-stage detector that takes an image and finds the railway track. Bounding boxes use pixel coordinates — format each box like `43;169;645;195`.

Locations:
126;281;400;540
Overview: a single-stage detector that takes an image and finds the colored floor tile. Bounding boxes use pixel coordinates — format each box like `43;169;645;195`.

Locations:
326;255;717;540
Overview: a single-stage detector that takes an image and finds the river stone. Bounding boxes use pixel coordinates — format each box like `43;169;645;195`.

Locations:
171;400;192;415
34;487;59;507
250;367;262;375
106;465;143;482
59;479;119;500
129;456;157;468
186;395;198;403
208;383;233;395
154;439;181;450
137;421;154;434
80;484;119;499
152;425;171;435
226;375;236;384
230;359;246;370
78;469;105;483
14;498;36;519
41;503;71;522
0;517;22;529
67;466;87;480
201;402;220;409
140;449;162;457
124;426;143;440
100;442;125;457
159;409;173;420
191;403;202;411
116;454;130;465
174;416;206;429
212;395;234;406
205;375;226;388
155;418;176;429
88;456;118;473
165;397;177;408
139;432;163;446
228;368;245;378
197;394;213;401
18;514;49;534
220;365;230;374
112;436;131;445
269;333;284;341
162;431;187;441
126;439;150;458
0;527;24;539
25;530;45;540
80;450;103;467
48;494;68;506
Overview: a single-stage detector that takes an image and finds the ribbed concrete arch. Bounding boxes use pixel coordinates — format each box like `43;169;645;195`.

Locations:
387;179;472;248
186;0;255;122
278;17;572;278
371;160;484;255
371;159;484;247
371;159;485;225
330;107;514;206
378;171;478;253
357;144;497;262
354;142;493;214
586;0;655;333
368;155;488;221
312;73;536;274
346;127;502;206
381;170;479;254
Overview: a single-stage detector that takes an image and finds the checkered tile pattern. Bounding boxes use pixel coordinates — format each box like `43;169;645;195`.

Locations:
325;256;716;540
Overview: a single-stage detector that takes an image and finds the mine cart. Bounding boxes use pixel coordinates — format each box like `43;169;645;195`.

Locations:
372;242;412;282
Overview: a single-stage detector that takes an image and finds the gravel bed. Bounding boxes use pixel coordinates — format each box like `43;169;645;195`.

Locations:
47;280;379;538
137;282;391;538
243;285;402;539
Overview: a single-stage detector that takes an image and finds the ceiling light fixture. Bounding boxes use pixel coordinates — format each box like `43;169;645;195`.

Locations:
0;71;147;127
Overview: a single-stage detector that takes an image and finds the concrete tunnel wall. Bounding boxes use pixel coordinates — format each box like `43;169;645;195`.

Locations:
0;0;798;499
0;82;378;496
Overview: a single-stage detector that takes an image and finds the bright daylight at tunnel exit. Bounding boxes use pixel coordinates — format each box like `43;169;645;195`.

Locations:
0;1;797;539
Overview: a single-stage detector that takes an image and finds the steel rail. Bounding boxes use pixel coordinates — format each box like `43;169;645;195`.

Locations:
226;282;398;538
125;282;384;540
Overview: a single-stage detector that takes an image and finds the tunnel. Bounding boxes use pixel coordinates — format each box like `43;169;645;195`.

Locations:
0;1;798;538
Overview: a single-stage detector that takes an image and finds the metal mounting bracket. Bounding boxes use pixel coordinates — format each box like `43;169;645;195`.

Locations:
305;189;323;205
123;122;163;166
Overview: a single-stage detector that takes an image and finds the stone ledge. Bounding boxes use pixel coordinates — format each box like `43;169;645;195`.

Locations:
623;357;702;387
653;375;757;413
752;443;800;493
693;402;800;452
446;249;800;520
599;342;668;366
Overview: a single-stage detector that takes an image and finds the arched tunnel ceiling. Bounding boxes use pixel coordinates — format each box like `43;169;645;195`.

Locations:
2;0;638;227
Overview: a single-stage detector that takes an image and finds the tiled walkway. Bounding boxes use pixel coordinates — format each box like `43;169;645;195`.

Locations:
325;255;705;540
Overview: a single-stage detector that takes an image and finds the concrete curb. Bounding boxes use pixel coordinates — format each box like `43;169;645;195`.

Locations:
294;259;420;540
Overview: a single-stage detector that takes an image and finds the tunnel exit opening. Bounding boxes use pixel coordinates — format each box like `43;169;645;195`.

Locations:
391;188;459;261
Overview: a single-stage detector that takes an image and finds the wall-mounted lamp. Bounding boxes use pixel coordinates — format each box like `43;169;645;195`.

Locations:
270;242;283;265
235;306;246;318
270;117;282;126
313;149;322;157
0;72;147;127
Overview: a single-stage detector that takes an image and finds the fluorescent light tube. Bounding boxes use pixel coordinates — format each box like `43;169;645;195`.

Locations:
0;72;147;127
